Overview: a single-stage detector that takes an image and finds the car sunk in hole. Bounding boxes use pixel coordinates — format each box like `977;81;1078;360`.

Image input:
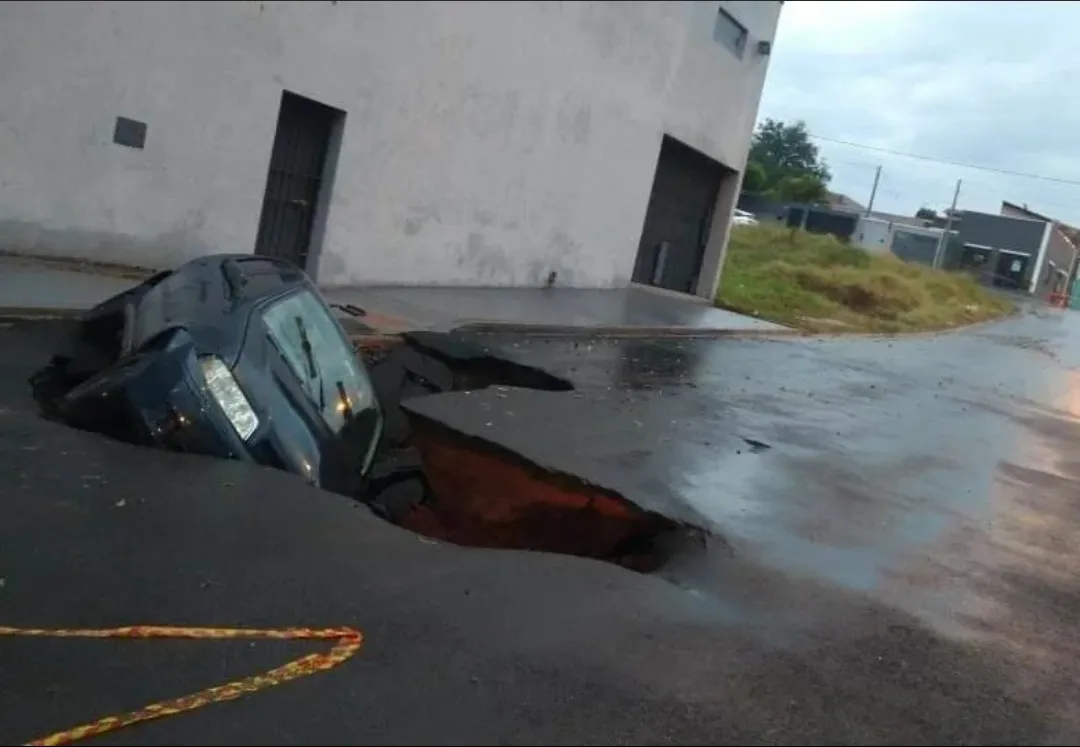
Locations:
31;255;383;497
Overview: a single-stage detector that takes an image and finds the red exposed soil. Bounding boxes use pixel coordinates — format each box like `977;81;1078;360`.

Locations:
400;418;680;572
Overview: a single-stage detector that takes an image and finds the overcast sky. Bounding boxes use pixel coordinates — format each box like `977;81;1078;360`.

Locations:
756;0;1080;224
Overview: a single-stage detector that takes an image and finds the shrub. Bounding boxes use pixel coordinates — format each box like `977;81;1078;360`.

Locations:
717;224;1014;333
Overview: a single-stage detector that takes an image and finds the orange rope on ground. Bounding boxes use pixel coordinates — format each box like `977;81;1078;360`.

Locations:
0;623;365;747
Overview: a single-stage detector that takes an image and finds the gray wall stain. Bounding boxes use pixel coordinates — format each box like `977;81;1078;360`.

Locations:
402;204;442;237
319;248;347;279
460;231;513;282
0;215;210;269
464;86;521;139
525;230;581;286
556;99;593;145
549;230;579;259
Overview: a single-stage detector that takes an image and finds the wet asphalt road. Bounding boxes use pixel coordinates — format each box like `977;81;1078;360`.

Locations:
4;312;1080;745
411;311;1080;627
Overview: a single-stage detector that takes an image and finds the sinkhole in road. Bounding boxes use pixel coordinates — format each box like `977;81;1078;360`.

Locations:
394;419;704;573
27;315;708;575
365;333;708;574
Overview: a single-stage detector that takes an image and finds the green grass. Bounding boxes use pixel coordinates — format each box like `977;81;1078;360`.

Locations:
716;223;1016;333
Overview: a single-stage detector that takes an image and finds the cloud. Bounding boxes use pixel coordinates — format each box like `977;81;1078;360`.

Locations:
757;1;1080;223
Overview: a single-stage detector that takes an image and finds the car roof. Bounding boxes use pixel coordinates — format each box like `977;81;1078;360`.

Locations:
219;255;308;302
130;254;314;366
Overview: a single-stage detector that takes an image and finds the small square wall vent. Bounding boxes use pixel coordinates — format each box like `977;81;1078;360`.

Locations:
113;116;147;149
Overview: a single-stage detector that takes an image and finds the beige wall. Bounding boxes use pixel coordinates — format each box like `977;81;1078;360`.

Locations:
0;1;781;289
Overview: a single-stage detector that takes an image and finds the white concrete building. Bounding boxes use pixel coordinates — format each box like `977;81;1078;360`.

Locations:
0;0;782;298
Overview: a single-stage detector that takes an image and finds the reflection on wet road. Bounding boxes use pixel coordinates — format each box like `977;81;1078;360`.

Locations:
415;308;1080;643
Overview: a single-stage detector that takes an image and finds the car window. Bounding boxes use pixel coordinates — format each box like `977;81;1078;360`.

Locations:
262;290;374;434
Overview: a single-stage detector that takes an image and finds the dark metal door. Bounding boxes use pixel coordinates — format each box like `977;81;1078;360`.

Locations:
632;137;725;294
993;252;1028;290
254;92;338;269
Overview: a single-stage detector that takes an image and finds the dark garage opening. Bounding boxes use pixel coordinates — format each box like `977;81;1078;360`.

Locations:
632;135;730;294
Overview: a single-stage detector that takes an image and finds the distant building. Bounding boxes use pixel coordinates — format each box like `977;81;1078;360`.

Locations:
844;200;1076;298
824;191;865;213
852;216;953;265
922;204;1075;296
998;201;1079;295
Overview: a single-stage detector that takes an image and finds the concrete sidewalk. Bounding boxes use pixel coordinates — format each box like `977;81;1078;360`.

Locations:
0;254;787;336
0;255;138;315
0;255;409;337
321;284;788;336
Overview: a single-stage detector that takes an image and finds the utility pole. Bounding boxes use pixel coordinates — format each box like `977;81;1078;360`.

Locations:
933;179;962;269
865;165;882;216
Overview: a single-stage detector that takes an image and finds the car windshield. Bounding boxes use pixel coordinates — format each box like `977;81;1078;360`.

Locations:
262;290;373;434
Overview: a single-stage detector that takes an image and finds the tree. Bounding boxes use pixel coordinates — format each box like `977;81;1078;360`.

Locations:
772;173;828;204
742;160;768;193
915;207;939;220
746;118;831;203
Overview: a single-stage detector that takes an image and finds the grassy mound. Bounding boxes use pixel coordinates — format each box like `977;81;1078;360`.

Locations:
716;223;1015;333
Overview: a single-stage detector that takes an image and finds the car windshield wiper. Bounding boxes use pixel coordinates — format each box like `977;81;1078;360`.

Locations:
335;380;354;421
293;316;325;411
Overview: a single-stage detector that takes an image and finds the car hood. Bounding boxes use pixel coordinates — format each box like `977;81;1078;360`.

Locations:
232;330;383;494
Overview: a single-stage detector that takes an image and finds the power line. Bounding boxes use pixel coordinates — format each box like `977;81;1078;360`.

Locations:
827;154;1080;214
808;133;1080;187
827;153;1080;205
959;179;1080;214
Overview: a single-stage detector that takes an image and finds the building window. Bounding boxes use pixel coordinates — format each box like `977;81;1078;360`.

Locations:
714;6;748;58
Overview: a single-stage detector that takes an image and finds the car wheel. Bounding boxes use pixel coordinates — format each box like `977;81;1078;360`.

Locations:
29;333;118;417
29;360;77;420
55;355;151;437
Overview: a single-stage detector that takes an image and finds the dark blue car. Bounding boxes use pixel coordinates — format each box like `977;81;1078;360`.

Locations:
32;254;383;497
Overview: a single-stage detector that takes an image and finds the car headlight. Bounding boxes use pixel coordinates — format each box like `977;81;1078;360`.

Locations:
198;356;259;440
